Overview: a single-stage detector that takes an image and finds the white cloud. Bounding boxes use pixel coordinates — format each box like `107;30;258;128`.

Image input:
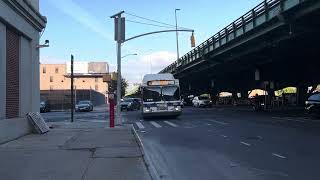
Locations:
47;0;112;41
121;51;176;86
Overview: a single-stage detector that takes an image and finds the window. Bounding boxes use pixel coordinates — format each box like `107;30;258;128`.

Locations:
50;76;53;82
55;67;59;73
95;78;99;82
95;85;98;90
43;67;46;73
83;80;85;82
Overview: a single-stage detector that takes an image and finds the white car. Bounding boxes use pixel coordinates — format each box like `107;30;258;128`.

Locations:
192;96;212;107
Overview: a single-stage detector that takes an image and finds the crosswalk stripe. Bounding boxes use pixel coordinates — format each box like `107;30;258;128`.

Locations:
164;121;178;127
150;121;162;128
135;122;145;129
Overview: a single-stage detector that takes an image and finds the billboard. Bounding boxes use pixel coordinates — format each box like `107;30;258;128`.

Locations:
66;62;88;74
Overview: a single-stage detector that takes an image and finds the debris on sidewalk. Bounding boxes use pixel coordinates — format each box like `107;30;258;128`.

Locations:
27;112;50;134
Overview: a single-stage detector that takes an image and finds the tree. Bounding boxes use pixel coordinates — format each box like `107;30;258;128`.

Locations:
108;77;128;98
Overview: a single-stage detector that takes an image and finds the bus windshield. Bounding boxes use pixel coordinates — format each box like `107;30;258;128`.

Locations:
162;86;180;101
142;87;162;102
142;86;180;102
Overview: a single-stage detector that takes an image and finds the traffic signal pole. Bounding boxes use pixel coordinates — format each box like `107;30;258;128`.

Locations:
111;10;194;126
70;55;74;122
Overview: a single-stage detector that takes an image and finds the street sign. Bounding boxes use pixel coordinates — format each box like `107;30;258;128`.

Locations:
114;17;125;42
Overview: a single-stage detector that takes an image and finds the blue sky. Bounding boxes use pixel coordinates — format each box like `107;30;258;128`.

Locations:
40;0;262;84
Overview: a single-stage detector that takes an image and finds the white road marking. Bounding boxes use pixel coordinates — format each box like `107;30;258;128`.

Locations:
164;121;178;127
79;120;106;123
240;141;251;146
209;120;228;125
135;122;145;129
272;117;305;123
220;135;228;138
272;153;286;159
150;121;162;128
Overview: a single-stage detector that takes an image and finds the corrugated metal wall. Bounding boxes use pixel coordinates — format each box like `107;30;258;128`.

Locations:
6;28;20;118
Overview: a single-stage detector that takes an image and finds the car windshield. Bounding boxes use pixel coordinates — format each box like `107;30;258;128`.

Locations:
123;99;133;102
199;96;209;100
79;101;89;105
142;87;161;102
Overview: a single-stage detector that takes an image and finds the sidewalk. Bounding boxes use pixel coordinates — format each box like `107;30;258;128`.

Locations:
0;121;152;180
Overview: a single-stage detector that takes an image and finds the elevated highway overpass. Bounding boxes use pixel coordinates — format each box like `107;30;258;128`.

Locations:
160;0;320;104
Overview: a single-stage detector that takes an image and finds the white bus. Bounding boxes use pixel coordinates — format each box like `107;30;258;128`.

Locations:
141;73;182;118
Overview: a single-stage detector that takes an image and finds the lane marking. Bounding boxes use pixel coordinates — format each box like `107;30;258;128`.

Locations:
272;117;305;123
209;120;228;125
240;141;251;146
150;121;162;128
220;135;228;138
272;153;286;159
135;122;145;129
164;121;178;127
79;120;106;123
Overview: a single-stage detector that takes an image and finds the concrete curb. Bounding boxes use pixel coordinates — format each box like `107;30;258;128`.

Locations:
131;125;160;180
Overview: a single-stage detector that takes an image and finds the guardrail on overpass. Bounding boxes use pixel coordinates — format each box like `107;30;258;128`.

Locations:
160;0;305;74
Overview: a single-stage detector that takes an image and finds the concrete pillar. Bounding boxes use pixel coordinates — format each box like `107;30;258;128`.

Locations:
296;85;308;106
241;90;249;98
31;37;40;113
20;36;32;116
0;22;6;120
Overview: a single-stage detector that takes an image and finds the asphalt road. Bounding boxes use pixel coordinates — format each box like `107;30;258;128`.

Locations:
122;106;320;180
41;105;109;123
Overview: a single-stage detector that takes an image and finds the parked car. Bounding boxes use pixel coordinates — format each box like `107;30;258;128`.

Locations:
75;100;93;112
183;95;194;106
40;101;51;113
121;98;140;111
305;93;320;114
192;96;212;107
132;98;142;110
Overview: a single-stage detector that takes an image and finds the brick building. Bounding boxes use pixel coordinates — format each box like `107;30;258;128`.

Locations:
40;62;109;109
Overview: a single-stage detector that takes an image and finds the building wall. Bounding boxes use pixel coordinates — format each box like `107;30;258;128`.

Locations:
0;22;6;120
0;0;46;143
26;0;39;11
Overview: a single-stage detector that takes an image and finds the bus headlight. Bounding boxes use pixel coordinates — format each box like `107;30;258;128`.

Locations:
143;108;151;112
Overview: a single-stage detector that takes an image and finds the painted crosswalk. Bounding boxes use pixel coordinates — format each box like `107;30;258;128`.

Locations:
135;122;145;129
164;121;178;127
150;121;162;128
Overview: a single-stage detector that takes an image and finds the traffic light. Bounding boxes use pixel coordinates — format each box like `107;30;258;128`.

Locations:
191;32;196;48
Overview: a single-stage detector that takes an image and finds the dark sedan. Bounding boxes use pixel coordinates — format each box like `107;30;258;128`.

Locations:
121;98;140;111
306;93;320;114
40;101;51;113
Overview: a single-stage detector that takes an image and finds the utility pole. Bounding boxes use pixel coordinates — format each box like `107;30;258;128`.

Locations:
111;11;125;126
175;9;181;60
70;55;74;122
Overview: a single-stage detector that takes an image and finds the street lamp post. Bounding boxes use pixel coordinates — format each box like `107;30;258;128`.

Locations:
175;9;181;61
121;53;137;59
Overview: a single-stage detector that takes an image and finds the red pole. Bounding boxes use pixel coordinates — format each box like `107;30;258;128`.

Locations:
109;94;115;128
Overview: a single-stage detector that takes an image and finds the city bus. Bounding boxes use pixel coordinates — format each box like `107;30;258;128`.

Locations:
141;73;182;118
